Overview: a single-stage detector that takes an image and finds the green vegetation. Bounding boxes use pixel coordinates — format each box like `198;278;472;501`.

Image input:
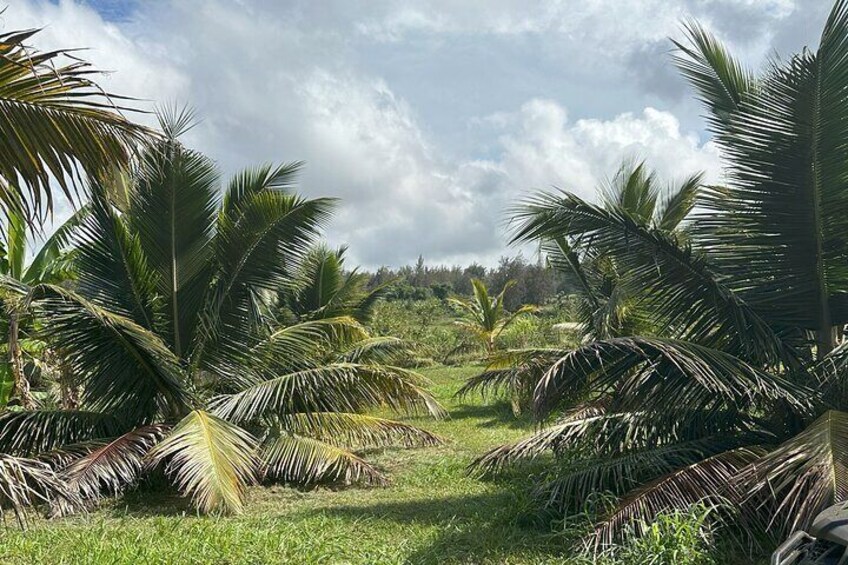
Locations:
0;112;444;520
10;1;848;562
0;366;759;564
369;254;568;312
449;279;536;355
370;298;468;366
479;0;848;553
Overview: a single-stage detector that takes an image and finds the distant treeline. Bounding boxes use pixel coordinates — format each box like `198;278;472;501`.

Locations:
365;254;575;310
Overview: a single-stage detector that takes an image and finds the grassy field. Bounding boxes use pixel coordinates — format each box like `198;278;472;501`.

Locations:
0;366;765;564
0;366;587;564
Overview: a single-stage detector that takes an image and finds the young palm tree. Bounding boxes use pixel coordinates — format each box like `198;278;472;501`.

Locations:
450;279;535;355
283;245;387;324
0;25;150;221
477;0;848;549
458;161;702;414
0;113;443;521
450;279;535;415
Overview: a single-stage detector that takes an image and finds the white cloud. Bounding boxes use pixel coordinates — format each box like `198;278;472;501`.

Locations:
494;101;722;196
8;1;750;269
354;0;796;49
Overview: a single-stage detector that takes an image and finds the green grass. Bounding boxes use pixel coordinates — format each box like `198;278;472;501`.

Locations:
0;366;766;564
0;366;586;564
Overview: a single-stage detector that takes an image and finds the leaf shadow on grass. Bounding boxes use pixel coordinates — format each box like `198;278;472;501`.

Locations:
315;490;575;564
99;489;196;518
448;400;536;430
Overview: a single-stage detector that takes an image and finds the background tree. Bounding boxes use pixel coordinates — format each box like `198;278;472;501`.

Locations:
283;245;387;324
0;208;84;409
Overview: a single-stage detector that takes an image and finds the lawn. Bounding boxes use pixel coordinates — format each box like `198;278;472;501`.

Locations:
0;366;587;565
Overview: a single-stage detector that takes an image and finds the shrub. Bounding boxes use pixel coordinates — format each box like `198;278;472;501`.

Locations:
610;505;717;565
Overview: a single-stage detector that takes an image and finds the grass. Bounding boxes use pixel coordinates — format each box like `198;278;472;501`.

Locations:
0;366;767;564
0;366;584;564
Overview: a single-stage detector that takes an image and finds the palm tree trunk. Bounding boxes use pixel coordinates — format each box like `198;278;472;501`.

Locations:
59;359;78;410
818;326;836;358
8;309;34;409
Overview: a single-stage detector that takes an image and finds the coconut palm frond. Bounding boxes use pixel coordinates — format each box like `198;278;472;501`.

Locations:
149;410;257;515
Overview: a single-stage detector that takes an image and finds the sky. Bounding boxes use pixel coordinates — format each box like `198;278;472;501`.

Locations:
5;0;837;269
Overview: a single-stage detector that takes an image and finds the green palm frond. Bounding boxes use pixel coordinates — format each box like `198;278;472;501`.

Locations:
600;160;659;224
0;27;152;221
259;432;385;486
210;362;445;423
261;316;370;359
536;437;748;514
450;278;534;353
196;191;335;370
72;183;159;328
690;1;848;352
740;410;848;534
471;410;621;475
149;410;257;515
455;348;562;401
286;245;388;324
657;172;704;233
29;285;190;423
220;162;303;223
129;132;219;357
335;336;410;364
0;410;120;455
279;412;442;449
672;19;754;129
287;245;345;317
473;402;767;478
238;317;371;389
4;208;25;279
23;205;90;286
811;342;848;411
510;192;793;364
593;448;763;547
532;337;813;420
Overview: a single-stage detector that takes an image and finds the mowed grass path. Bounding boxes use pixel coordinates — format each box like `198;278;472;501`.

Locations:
0;366;581;564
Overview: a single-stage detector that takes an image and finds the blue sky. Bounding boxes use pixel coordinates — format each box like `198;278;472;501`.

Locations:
78;0;136;20
11;0;836;268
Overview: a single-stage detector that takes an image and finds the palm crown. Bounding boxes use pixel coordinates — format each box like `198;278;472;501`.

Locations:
0;112;443;519
477;0;848;548
450;278;535;355
457;161;704;416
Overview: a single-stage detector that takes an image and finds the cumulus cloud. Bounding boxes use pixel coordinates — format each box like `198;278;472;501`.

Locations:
5;0;824;268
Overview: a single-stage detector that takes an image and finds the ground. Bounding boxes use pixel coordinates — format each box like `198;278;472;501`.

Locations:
0;366;595;564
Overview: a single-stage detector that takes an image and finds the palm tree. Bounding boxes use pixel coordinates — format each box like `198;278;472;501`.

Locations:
0;24;150;221
476;0;848;550
450;279;535;355
0;112;443;521
0;208;85;409
283;245;387;324
458;161;703;414
450;279;535;414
